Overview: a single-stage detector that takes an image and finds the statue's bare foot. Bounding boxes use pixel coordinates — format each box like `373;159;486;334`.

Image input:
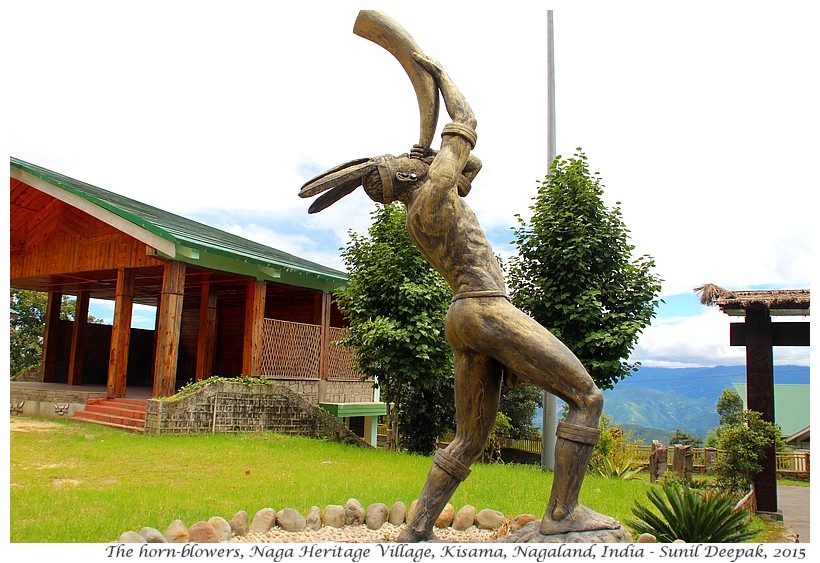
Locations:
540;504;620;536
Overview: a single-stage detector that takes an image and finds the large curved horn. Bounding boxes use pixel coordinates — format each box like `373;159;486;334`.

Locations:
353;10;439;150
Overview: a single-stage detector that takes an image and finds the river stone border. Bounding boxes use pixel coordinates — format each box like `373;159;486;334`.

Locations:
116;499;539;544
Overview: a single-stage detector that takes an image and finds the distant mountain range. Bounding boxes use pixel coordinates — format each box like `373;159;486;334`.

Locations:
534;365;810;443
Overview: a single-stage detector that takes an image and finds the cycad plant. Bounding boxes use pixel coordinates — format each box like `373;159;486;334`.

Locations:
627;482;757;543
593;455;643;480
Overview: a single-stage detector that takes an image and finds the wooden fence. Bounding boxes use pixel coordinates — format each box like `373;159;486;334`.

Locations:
260;319;359;380
775;450;810;476
498;438;809;478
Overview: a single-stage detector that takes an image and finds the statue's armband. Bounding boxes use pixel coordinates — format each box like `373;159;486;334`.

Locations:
441;122;477;150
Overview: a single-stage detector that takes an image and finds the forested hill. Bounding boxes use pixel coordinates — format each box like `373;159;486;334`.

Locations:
600;364;810;443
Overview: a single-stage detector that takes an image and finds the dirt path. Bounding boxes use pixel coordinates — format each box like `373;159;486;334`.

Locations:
9;416;67;432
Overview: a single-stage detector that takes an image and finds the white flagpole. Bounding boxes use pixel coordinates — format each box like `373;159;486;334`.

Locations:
541;9;558;472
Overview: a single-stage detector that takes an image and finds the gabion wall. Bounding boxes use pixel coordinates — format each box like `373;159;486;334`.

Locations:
144;381;369;447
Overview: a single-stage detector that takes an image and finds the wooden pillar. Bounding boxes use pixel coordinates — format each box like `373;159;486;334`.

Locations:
151;294;161;383
153;261;187;397
744;304;778;513
195;282;218;381
41;291;63;382
242;280;266;376
107;269;134;398
318;291;331;380
67;290;90;385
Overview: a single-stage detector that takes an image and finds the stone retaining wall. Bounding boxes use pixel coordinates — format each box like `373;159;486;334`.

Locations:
321;380;374;404
269;379;374;404
269;379;321;403
144;381;369;447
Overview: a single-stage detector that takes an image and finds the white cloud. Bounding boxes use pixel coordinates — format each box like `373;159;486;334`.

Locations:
633;308;811;368
212;221;349;272
632;309;744;368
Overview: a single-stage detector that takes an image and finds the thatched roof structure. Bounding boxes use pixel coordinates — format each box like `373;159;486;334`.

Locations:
694;284;810;316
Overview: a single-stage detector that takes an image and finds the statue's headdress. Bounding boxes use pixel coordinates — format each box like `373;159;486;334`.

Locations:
299;152;475;213
298;156;396;214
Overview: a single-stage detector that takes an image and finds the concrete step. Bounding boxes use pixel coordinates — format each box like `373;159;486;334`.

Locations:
72;415;145;433
72;398;147;432
86;397;147;410
83;402;146;420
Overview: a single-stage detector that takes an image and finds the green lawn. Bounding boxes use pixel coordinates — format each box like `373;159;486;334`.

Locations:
10;416;655;543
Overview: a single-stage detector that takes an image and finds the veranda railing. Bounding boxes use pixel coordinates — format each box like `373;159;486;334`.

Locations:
260;319;360;380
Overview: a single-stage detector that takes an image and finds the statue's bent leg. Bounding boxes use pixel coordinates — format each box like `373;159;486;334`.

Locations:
540;420;620;535
397;347;502;543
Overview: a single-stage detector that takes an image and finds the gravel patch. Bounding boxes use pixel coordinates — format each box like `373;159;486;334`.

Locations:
228;522;496;543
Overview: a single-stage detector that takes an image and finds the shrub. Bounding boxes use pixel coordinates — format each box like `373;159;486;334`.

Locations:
594;455;643;480
484;412;513;463
627;482;756;543
590;414;642;478
711;410;783;494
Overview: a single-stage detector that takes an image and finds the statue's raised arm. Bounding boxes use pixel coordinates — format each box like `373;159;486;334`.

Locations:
411;52;480;200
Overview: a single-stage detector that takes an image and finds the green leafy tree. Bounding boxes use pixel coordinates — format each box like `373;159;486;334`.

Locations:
336;204;454;454
508;150;662;390
10;289;48;376
499;384;542;439
716;388;744;426
703;389;745;448
711;410;783;494
668;429;703;447
398;382;455;455
10;289;99;377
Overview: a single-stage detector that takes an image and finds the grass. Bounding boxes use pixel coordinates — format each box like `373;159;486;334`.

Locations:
10;416;655;543
10;417;793;543
778;478;810;487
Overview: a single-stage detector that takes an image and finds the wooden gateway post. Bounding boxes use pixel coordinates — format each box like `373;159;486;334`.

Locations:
697;286;810;517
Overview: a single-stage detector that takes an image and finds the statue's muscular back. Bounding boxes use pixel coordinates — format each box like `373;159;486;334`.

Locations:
405;184;506;296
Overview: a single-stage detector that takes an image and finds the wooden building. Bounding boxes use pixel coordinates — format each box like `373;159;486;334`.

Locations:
10;157;364;403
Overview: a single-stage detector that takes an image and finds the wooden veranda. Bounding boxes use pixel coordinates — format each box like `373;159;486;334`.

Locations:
10;157;352;399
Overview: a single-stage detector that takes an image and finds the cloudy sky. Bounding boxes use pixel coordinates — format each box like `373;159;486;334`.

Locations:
8;1;814;369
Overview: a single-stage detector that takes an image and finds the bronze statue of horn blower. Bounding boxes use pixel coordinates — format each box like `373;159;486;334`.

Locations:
299;10;620;543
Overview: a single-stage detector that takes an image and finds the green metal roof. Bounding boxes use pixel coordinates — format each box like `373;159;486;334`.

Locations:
733;383;810;437
11;157;347;291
